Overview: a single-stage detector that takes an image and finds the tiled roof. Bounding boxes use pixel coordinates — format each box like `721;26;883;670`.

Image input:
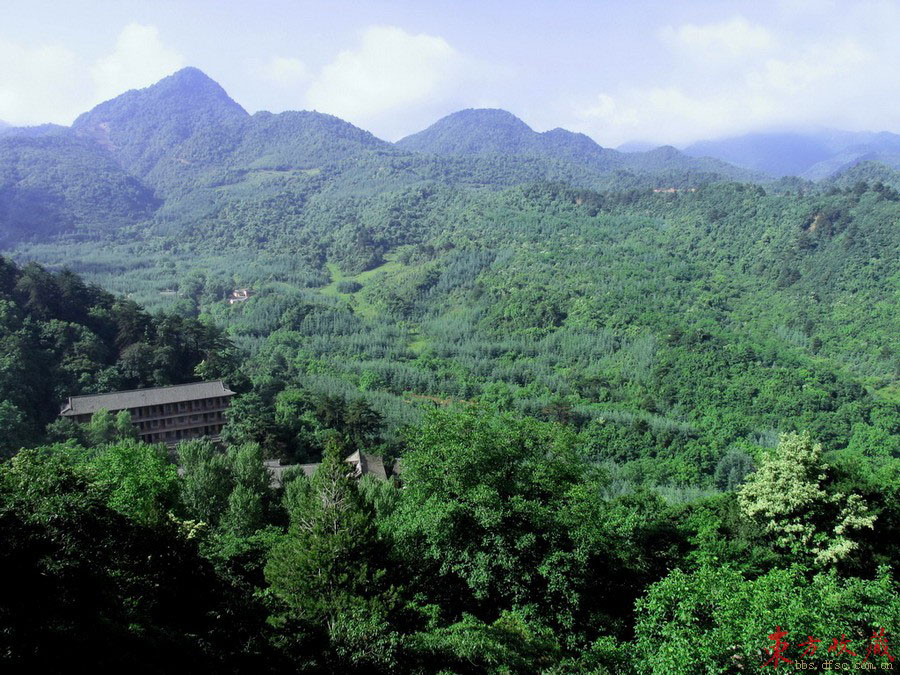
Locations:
270;452;390;485
60;380;235;416
345;450;389;480
263;460;319;487
299;464;320;477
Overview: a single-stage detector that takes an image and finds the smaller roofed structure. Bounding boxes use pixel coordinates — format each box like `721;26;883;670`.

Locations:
228;288;252;304
345;450;388;480
265;451;390;487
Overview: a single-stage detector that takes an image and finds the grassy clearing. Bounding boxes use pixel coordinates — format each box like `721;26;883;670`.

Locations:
318;255;406;318
321;255;404;293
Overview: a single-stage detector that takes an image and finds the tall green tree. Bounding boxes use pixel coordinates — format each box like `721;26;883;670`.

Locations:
178;439;233;527
88;408;118;446
389;407;593;628
0;399;29;458
635;564;900;673
265;438;398;671
221;442;270;536
344;398;383;450
0;445;264;671
89;438;179;527
114;410;138;440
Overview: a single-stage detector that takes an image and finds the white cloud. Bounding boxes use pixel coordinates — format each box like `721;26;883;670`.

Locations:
305;25;477;138
572;13;897;146
259;56;309;88
751;40;870;95
0;40;92;125
0;23;184;126
241;55;311;113
660;16;774;58
91;23;184;101
575;94;639;133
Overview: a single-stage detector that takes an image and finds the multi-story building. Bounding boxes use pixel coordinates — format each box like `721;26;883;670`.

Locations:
59;380;236;447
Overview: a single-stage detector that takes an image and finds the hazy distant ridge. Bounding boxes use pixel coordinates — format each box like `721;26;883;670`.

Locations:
683;130;900;178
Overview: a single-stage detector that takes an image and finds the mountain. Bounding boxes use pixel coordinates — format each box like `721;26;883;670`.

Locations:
0;123;70;139
824;160;900;190
396;108;767;182
396;108;620;168
399;108;549;154
684;129;900;178
72;67;249;189
0;68;770;247
623;144;759;179
685;132;832;177
801;150;900;181
406;115;900;181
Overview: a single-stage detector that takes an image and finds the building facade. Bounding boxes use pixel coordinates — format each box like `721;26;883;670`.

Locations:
60;380;236;447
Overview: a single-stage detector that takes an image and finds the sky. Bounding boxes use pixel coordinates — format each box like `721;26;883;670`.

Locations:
2;0;900;147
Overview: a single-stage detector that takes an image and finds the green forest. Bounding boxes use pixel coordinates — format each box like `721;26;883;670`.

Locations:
1;67;898;672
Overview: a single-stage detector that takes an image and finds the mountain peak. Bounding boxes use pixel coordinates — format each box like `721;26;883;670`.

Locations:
647;145;681;157
396;108;621;168
396;108;536;155
441;108;532;128
75;66;246;125
149;67;239;103
72;67;248;181
168;66;215;82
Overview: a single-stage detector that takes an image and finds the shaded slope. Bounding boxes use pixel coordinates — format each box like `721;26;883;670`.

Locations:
0;134;158;245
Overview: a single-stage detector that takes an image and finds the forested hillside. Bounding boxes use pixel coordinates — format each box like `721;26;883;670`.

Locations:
1;67;899;672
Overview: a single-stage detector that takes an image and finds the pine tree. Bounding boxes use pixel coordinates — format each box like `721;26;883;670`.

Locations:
265;436;398;670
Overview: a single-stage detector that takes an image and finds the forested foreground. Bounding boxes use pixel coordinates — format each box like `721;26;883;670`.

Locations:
2;411;899;672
